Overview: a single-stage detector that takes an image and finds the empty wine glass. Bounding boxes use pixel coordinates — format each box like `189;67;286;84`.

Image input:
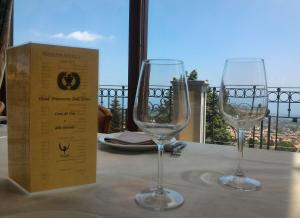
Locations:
133;59;190;210
219;58;268;191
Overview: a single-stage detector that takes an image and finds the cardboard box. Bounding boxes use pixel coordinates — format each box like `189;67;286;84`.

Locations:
6;43;98;192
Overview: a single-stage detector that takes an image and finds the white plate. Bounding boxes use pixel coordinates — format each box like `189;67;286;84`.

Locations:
98;132;157;151
0;116;6;122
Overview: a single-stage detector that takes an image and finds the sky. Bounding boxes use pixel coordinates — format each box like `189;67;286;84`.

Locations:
15;0;300;87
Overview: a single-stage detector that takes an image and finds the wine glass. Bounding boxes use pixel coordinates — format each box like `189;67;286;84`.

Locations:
133;59;191;210
219;58;268;191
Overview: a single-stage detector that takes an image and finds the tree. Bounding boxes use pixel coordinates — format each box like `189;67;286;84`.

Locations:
110;97;122;132
206;87;233;144
156;70;199;124
151;98;172;124
185;70;232;144
186;69;198;81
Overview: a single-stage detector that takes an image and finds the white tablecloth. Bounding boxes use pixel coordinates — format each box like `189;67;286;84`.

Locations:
0;133;300;218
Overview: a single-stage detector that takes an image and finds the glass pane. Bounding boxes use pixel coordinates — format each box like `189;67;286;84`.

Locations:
148;0;300;148
148;0;300;87
15;0;129;86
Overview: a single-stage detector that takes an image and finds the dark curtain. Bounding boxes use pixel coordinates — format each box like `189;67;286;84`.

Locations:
0;0;13;115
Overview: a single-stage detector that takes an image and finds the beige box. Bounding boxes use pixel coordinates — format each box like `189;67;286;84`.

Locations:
6;43;98;192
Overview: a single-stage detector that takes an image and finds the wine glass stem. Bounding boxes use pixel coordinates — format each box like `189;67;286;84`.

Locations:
156;144;164;195
236;128;245;177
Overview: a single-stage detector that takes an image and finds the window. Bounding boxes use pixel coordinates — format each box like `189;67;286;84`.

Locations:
15;0;129;86
148;0;300;87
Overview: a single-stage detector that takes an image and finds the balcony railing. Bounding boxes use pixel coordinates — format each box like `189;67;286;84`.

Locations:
99;85;300;151
98;85;171;131
209;87;300;151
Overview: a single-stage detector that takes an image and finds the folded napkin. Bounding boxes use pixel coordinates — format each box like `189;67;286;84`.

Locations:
164;141;187;152
104;132;155;145
104;132;187;154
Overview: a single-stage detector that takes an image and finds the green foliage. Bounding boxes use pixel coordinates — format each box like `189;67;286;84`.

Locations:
206;87;233;144
159;70;199;123
152;98;172;123
278;141;294;147
277;141;296;152
174;70;232;144
186;69;198;81
110;97;122;132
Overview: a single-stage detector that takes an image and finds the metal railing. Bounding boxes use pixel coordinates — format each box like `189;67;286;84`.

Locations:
99;85;300;151
98;85;171;131
209;87;300;151
98;85;128;130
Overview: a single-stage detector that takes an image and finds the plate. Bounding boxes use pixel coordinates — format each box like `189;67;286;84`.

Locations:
98;132;157;151
0;116;6;122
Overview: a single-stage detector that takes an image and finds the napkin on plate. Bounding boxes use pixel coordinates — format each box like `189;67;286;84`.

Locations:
104;132;187;153
104;132;155;145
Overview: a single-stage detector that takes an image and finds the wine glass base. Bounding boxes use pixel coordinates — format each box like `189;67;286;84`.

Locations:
219;175;261;191
135;188;184;211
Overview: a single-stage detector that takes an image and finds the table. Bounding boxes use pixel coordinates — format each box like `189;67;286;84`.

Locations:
0;133;300;218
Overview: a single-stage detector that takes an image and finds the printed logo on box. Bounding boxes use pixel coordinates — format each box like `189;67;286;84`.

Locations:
57;72;80;90
58;143;71;157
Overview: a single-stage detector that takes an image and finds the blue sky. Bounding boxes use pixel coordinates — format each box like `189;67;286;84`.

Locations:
15;0;300;87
